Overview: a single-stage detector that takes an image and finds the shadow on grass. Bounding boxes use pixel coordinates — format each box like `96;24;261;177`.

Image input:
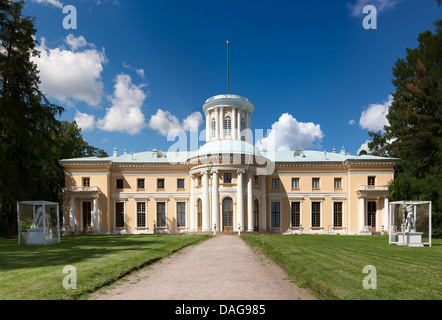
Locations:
0;234;206;271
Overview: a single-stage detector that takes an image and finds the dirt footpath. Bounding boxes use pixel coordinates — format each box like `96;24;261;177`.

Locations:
89;235;316;300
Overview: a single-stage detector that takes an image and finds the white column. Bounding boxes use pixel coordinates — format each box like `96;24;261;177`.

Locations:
202;171;210;231
237;170;244;231
237;109;241;140
358;197;365;233
70;197;75;231
383;197;389;232
212;170;219;231
247;111;252;143
220;107;224;139
215;107;219;140
93;197;98;233
189;174;195;231
261;176;267;231
247;173;253;232
205;111;210;142
232;107;237;140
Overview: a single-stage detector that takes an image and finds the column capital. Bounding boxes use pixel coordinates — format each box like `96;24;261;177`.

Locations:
237;169;245;174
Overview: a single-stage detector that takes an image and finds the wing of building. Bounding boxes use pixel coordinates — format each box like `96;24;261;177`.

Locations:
60;94;399;235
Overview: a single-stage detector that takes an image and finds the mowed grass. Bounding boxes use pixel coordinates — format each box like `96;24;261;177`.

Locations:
0;234;210;300
242;234;442;300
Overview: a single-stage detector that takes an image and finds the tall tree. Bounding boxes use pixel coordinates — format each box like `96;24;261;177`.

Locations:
367;20;442;234
0;0;64;234
0;1;108;235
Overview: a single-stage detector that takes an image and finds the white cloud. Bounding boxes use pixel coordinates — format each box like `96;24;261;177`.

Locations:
256;113;324;152
359;95;393;132
349;119;356;125
347;0;401;17
97;74;147;135
148;110;203;137
182;112;204;132
358;140;370;155
74;111;95;132
65;34;88;51
32;35;107;107
33;0;63;9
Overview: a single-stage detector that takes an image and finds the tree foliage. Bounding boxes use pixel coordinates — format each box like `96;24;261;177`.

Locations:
368;20;442;235
0;1;107;236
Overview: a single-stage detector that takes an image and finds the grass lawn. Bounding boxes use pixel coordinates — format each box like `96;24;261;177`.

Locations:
0;234;210;300
242;234;442;300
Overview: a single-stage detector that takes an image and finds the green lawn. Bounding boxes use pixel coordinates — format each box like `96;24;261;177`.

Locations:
242;234;442;300
0;234;210;300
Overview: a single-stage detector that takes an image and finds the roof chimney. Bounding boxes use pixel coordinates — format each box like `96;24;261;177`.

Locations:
113;147;118;157
341;146;345;156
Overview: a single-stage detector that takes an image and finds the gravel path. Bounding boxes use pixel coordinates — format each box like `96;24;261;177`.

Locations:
89;235;316;300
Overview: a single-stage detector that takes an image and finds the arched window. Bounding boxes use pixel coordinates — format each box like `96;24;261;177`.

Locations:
211;117;216;138
224;115;231;136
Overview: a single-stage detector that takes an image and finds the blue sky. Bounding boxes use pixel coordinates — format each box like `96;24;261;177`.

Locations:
24;0;441;156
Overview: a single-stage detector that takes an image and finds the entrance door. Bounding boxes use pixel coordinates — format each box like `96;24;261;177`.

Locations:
367;201;376;232
254;199;259;231
197;199;202;232
82;201;92;231
223;197;233;231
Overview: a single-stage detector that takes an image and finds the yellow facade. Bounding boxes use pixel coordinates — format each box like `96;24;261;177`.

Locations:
60;94;398;236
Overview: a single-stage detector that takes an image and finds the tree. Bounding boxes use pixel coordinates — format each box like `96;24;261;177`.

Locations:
0;0;64;234
367;20;442;235
0;1;108;235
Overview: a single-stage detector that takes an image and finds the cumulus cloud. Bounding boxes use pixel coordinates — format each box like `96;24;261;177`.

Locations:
74;111;95;132
33;0;63;8
97;74;147;135
148;110;203;137
256;113;324;152
358;140;370;155
359;95;393;132
347;0;401;17
32;35;107;107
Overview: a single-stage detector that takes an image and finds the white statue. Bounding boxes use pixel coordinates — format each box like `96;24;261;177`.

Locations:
31;207;51;229
403;205;416;233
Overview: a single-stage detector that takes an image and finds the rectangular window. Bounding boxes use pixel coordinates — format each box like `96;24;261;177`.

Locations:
176;202;186;227
368;176;376;186
311;202;321;228
157;202;166;228
272;178;280;189
137;202;146;228
333;202;343;228
312;178;320;189
116;179;123;189
254;175;259;186
291;202;300;228
157;178;165;189
177;178;185;189
197;175;202;187
292;178;300;189
334;178;342;189
115;202;125;228
224;173;232;184
271;202;281;228
137;178;145;189
83;178;90;187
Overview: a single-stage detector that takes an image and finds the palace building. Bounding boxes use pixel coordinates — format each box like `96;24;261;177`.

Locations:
60;94;398;235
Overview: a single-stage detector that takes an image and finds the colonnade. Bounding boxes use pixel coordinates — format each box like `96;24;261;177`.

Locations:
189;169;267;232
